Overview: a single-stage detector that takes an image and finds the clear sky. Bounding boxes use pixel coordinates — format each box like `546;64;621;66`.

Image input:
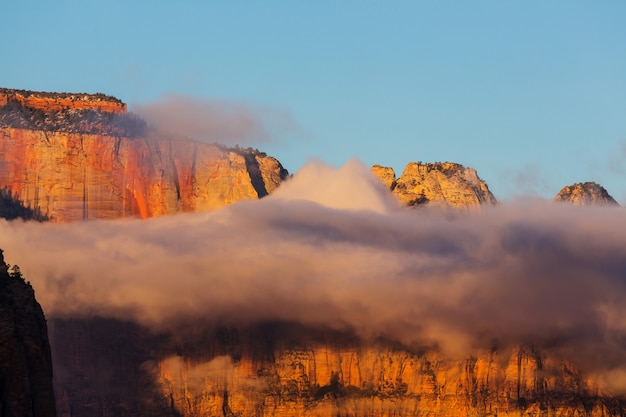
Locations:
3;1;626;202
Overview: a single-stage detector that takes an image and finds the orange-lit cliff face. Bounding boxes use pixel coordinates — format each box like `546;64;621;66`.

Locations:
0;90;287;222
0;128;286;222
52;320;625;417
153;344;618;417
0;88;127;114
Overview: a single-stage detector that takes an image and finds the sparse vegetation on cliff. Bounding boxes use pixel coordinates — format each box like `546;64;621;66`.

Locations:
0;87;125;105
0;98;147;137
0;188;48;222
0;248;57;416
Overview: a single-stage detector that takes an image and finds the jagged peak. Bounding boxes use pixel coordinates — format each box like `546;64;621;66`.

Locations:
370;164;397;190
372;161;496;209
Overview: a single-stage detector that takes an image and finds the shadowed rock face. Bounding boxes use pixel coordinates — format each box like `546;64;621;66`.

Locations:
372;162;497;209
554;182;619;206
0;250;56;417
49;320;626;417
0;90;288;222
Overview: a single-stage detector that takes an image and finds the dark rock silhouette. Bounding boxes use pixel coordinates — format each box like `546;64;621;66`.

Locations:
0;249;56;417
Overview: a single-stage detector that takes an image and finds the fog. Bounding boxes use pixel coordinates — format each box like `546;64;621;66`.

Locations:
132;94;298;145
0;160;625;382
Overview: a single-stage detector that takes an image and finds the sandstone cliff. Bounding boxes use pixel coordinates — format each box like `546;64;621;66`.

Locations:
0;250;56;417
554;182;619;206
50;320;625;417
0;90;288;222
0;88;126;114
372;162;497;209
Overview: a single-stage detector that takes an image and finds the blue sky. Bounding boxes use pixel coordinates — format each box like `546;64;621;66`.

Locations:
4;1;626;202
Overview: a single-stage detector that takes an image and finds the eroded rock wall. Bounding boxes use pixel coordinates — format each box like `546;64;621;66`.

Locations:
50;321;625;417
0;128;286;222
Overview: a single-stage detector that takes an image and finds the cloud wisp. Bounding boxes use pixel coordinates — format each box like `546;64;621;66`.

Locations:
0;160;625;385
132;93;298;146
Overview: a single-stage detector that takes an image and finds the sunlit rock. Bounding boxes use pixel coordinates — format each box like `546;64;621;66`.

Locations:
372;161;497;209
554;182;619;206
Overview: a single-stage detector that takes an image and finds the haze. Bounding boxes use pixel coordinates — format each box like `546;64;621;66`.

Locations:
0;160;625;389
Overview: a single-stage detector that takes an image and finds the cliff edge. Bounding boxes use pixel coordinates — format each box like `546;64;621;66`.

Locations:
0;88;288;222
0;88;126;114
0;250;56;417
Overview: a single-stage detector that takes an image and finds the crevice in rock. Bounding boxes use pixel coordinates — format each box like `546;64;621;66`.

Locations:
243;154;268;198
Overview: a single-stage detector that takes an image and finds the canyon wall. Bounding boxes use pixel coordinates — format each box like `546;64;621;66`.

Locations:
50;320;624;417
0;91;288;222
0;128;286;222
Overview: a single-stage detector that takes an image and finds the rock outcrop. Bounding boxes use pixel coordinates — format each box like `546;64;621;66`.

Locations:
0;250;56;417
0;88;126;114
554;182;619;206
372;162;497;209
50;321;625;417
0;89;288;222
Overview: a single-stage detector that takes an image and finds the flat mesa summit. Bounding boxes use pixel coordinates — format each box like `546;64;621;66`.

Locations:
0;88;288;222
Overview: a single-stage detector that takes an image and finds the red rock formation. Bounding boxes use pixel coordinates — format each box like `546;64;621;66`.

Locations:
0;88;126;114
50;320;626;417
0;127;286;222
0;88;287;222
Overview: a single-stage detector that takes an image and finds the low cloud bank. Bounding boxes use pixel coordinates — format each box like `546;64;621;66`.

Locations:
132;93;298;145
0;161;625;385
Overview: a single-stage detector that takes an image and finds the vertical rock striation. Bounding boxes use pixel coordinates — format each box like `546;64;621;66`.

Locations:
0;89;288;222
49;321;626;417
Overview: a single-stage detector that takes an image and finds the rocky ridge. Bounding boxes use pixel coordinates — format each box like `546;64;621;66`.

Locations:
0;88;126;114
0;90;288;222
0;249;56;417
372;162;497;209
554;182;619;206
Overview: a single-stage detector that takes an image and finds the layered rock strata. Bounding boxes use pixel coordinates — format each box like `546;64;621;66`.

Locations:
0;250;56;417
0;88;126;114
50;320;625;417
0;90;288;222
554;182;619;206
372;162;497;209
